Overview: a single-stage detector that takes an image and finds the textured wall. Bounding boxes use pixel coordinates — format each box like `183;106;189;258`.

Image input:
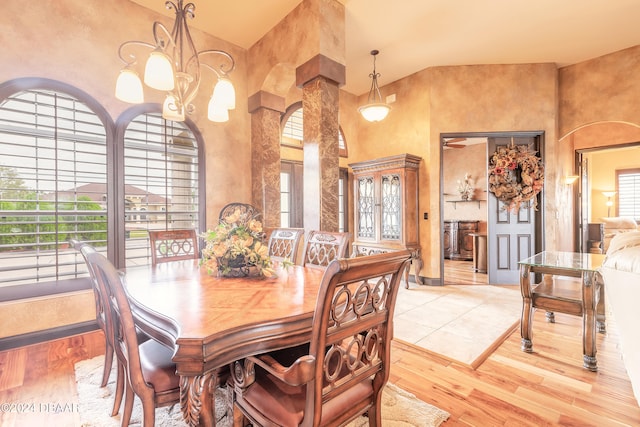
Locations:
559;45;640;138
352;63;559;279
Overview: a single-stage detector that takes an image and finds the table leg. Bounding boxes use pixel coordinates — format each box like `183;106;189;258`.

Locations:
596;272;606;333
410;250;424;287
582;271;598;372
180;373;217;427
519;264;533;352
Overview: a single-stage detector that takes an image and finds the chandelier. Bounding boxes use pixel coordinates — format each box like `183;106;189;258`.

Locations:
115;0;236;122
358;50;390;122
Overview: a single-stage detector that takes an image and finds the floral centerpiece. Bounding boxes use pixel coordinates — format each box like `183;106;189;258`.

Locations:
457;173;473;200
488;143;544;213
200;208;274;277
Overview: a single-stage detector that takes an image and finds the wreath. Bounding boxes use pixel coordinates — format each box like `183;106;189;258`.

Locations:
488;143;544;213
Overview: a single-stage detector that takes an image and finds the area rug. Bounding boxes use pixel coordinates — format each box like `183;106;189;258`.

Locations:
393;284;521;368
75;356;449;427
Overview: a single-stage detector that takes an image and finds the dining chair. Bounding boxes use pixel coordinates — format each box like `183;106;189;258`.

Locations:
148;229;199;265
219;202;261;222
267;227;305;264
85;249;181;427
230;250;412;427
72;239;128;417
302;230;351;269
70;239;114;389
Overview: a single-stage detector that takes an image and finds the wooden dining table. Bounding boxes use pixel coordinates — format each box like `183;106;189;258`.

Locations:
123;259;326;427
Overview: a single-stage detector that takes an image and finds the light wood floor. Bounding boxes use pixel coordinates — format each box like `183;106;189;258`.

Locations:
443;259;489;285
1;311;639;426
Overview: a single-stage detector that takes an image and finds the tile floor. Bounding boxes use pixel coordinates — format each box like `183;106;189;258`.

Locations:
393;283;522;367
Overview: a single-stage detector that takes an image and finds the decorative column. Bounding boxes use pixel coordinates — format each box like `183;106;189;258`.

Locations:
296;54;345;232
248;91;285;229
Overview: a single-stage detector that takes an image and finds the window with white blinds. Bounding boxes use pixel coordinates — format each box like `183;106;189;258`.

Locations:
0;89;107;287
123;113;200;267
281;104;348;156
617;168;640;221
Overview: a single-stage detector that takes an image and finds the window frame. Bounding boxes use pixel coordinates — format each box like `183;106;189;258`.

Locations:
0;78;115;300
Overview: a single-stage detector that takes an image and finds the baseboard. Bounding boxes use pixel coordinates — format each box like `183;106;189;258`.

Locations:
0;320;99;351
419;276;443;286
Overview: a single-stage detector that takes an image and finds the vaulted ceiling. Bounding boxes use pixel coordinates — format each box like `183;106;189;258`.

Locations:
130;0;640;95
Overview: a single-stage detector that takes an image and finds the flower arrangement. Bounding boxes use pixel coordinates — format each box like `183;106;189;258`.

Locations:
488;143;544;213
200;208;274;277
456;173;473;200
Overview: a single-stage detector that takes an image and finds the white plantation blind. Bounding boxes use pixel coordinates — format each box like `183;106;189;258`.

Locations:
123;113;200;267
617;169;640;221
281;106;347;154
0;89;107;287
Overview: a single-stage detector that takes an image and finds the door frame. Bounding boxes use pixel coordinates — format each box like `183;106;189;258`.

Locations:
440;131;545;285
573;141;640;252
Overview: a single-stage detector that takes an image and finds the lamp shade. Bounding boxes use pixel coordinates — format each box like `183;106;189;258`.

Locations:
358;103;391;122
208;97;229;122
115;68;144;104
211;78;236;110
162;95;185;121
144;50;175;91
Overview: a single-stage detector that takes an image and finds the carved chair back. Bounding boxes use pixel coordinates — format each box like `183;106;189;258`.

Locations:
218;202;261;222
232;250;412;426
302;230;351;269
148;229;198;265
267;227;305;264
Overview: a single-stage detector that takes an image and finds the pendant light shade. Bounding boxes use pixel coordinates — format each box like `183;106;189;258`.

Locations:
358;50;391;122
144;49;175;91
358;102;390;122
211;77;236;110
162;95;185;121
115;68;144;104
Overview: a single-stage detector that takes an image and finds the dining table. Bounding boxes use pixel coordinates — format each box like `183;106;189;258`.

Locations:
123;259;326;427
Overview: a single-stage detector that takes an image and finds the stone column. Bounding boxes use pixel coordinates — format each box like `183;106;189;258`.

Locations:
248;91;285;229
296;55;345;232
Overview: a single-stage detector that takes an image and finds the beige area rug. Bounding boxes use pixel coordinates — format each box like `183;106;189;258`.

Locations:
393;284;521;368
75;356;449;427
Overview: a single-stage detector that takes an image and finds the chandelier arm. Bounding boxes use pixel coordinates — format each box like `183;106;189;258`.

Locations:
152;21;176;52
117;41;156;66
197;50;236;76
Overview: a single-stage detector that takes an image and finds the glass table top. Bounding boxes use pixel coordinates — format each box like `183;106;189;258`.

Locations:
518;251;606;272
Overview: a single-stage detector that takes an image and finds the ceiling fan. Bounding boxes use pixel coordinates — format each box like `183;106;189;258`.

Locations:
444;137;467;148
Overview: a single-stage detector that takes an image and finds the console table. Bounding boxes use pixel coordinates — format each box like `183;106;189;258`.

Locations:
518;251;606;371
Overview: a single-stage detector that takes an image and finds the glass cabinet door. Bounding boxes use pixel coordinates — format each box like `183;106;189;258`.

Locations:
356;176;375;239
381;173;401;241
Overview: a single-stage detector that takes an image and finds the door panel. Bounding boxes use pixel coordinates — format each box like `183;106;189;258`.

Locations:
488;136;541;284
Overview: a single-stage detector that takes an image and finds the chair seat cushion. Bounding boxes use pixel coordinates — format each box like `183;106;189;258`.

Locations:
139;339;179;392
240;364;373;427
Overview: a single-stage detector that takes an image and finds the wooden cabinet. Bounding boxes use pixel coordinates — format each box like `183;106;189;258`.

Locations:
349;154;423;284
444;220;479;260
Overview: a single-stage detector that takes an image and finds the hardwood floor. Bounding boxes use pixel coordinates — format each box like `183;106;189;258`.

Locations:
1;307;639;426
1;263;638;426
443;259;488;285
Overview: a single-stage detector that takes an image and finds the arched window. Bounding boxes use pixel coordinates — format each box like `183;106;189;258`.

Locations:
281;102;348;156
117;108;205;267
0;79;111;290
